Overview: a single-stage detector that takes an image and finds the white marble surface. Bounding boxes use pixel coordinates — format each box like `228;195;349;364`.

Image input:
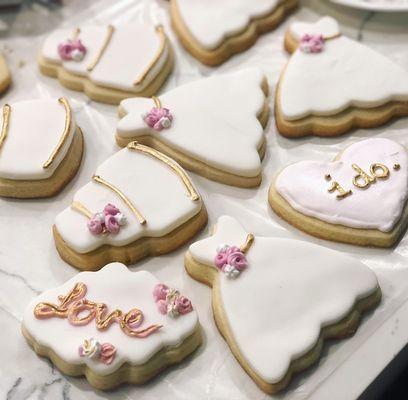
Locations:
0;0;408;399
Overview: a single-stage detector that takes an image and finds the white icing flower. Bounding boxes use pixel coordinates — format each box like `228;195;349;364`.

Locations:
166;288;180;303
167;302;180;318
160;117;171;129
223;264;240;279
115;213;127;226
71;48;85;61
216;244;229;253
79;338;101;359
94;212;105;223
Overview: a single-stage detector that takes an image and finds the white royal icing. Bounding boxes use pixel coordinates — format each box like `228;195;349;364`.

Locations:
280;17;408;120
55;146;203;254
23;263;199;376
176;0;281;50
275;138;408;232
0;99;76;180
189;216;379;383
118;69;266;178
41;23;169;92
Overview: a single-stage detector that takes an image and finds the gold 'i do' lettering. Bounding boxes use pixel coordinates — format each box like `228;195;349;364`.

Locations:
126;141;200;202
328;181;353;199
92;174;147;225
0;104;11;151
43;98;73;169
133;25;167;86
87;24;114;72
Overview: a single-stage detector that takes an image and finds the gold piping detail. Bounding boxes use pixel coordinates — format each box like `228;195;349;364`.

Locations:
71;201;93;219
0;104;11;151
92;174;146;225
152;96;161;109
133;25;167;86
240;234;254;254
87;25;114;72
43;98;72;169
72;28;80;40
126;141;199;202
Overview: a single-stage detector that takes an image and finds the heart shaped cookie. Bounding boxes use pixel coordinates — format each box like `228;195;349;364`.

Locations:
116;69;269;188
22;263;201;390
275;16;408;137
269;138;408;247
39;23;173;104
185;216;381;393
54;142;207;270
0;98;83;198
170;0;298;65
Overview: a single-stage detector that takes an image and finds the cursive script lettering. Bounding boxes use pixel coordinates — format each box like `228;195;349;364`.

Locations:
34;282;162;338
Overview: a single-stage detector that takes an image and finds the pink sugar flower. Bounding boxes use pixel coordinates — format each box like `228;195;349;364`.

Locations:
100;343;116;365
300;34;325;53
226;251;248;271
157;299;168;315
175;296;193;315
105;214;120;234
153;283;169;302
104;203;120;216
87;218;104;235
143;107;173;131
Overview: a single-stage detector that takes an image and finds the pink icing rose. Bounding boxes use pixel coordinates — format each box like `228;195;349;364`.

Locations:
100;343;116;365
226;251;248;271
58;42;74;60
156;299;168;315
300;34;325;54
144;107;173;131
104;203;120;216
87;218;104;235
72;39;86;54
175;296;193;315
153;283;169;302
214;252;228;269
105;214;120;234
225;246;241;256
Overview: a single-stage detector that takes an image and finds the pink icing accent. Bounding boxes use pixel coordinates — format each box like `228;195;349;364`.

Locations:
214;244;249;276
214;252;228;269
78;346;85;357
105;215;120;234
153;283;169;302
87;218;104;235
57;39;87;61
153;283;193;317
226;251;248;271
100;343;116;365
86;204;125;236
300;34;325;54
175;296;193;315
104;203;120;216
144;107;173;131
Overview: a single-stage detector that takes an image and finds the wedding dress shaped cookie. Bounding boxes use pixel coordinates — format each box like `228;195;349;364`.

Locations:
0;98;83;198
22;263;201;390
275;16;408;137
170;0;298;65
116;69;269;188
185;216;381;393
269;138;408;247
54;142;207;270
39;23;173;104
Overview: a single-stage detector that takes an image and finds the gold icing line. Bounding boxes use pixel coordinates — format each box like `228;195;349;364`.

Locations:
126;141;200;202
240;234;254;254
133;25;167;86
43;97;72;169
72;28;80;40
152;96;161;109
0;104;11;151
324;33;341;41
71;201;93;219
87;24;114;72
92;174;146;225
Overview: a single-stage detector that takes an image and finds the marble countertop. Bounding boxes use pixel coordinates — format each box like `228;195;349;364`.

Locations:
1;1;408;399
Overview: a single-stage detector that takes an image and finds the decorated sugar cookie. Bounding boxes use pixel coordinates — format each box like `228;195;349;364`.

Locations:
0;54;11;94
185;216;381;393
275;16;408;137
116;69;269;188
170;0;298;65
269;138;408;247
54;141;207;270
39;23;173;104
22;263;201;390
0;98;83;198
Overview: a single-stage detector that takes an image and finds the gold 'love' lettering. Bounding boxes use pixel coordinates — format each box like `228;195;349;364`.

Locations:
34;282;162;338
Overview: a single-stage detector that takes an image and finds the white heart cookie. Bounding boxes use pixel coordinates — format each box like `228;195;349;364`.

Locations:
54;142;206;270
22;263;200;390
270;138;408;246
186;216;380;393
117;69;268;186
279;17;408;121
